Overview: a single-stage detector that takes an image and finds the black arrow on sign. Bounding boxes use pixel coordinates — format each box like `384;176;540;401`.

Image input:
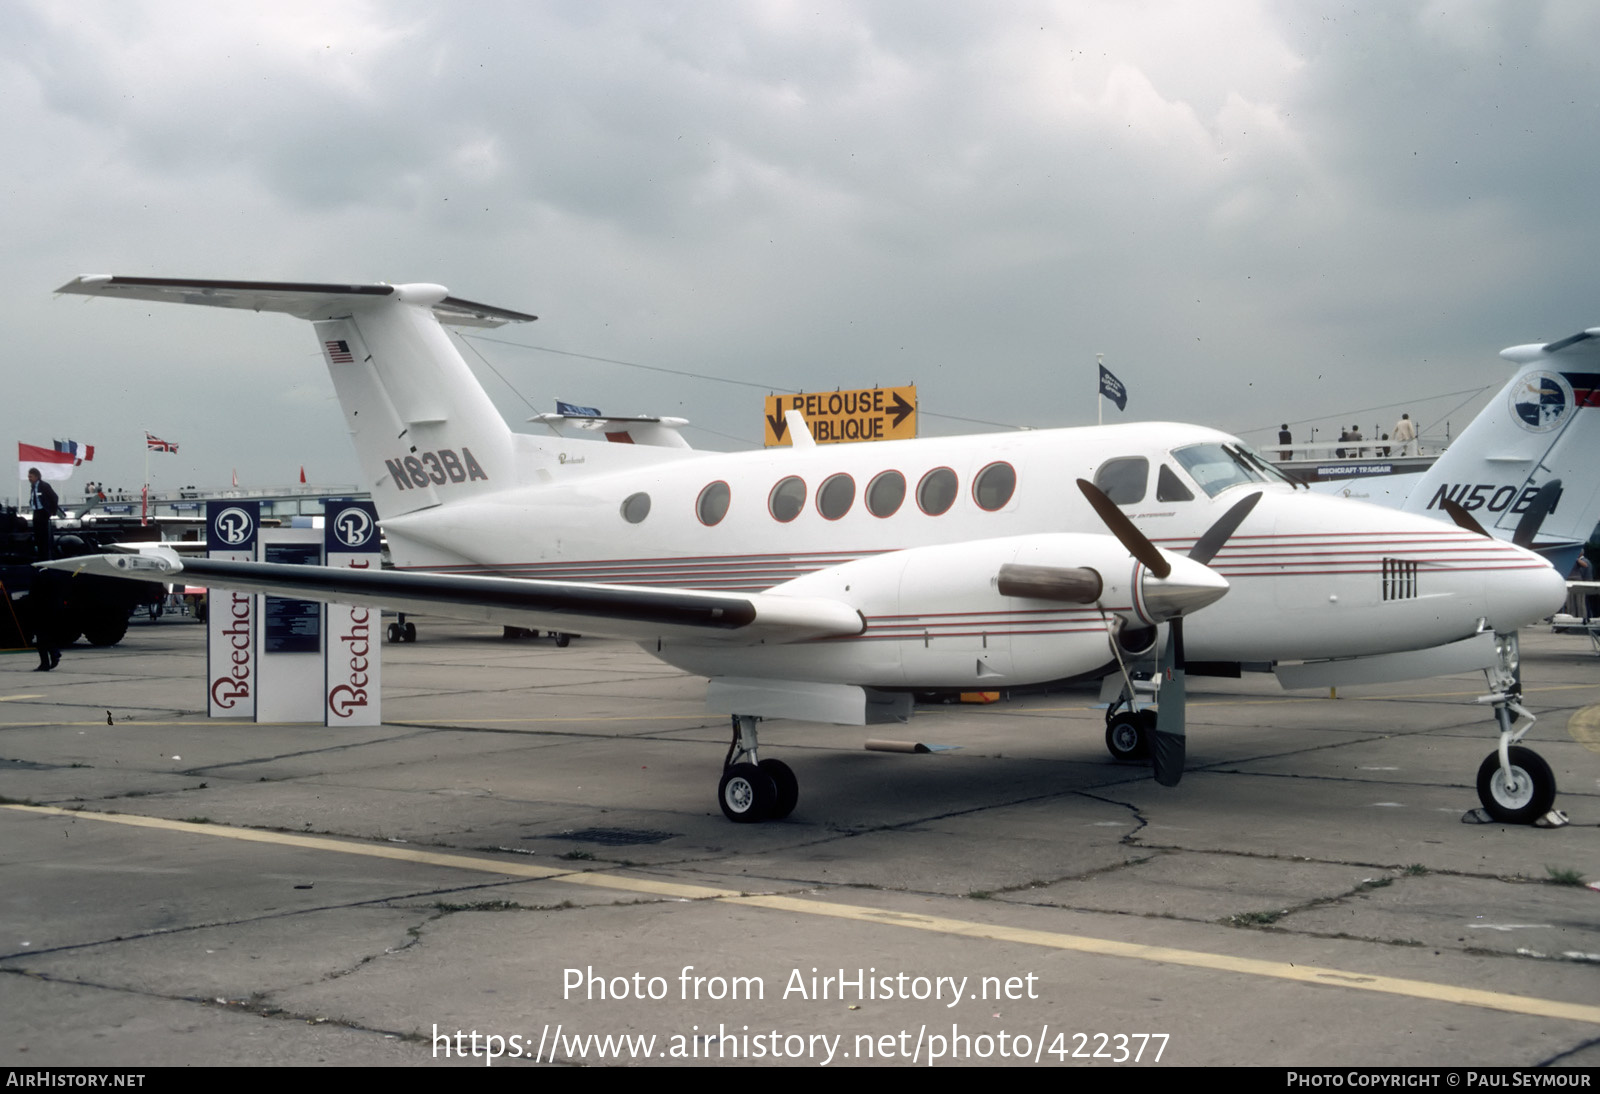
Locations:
766;411;788;442
888;391;914;429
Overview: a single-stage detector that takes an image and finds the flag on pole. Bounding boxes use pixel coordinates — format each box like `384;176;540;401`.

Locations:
53;439;95;464
18;442;76;482
1098;363;1128;412
145;432;179;453
299;466;306;484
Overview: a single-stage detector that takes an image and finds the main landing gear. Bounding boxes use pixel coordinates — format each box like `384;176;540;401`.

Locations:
1104;704;1155;762
386;612;417;643
1474;633;1557;824
718;715;799;823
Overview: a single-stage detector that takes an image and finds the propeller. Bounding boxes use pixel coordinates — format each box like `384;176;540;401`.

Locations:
1077;480;1262;787
1512;479;1562;549
1075;479;1170;578
1440;497;1489;538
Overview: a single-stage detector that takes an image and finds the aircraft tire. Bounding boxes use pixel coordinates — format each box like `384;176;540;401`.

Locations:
387;623;402;643
1476;746;1555;824
758;758;799;820
403;621;417;642
1105;710;1153;762
554;632;571;648
718;763;776;823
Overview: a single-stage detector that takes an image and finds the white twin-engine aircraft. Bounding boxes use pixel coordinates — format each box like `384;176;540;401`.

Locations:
48;277;1569;825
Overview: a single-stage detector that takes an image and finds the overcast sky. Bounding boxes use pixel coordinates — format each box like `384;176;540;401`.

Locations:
5;1;1598;501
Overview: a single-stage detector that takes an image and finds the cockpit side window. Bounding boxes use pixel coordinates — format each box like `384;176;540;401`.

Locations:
1156;464;1194;502
1093;457;1148;504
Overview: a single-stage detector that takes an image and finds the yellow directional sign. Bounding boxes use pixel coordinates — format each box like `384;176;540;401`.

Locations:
764;386;917;447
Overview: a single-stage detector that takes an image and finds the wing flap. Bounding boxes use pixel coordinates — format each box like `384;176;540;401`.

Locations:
38;553;862;645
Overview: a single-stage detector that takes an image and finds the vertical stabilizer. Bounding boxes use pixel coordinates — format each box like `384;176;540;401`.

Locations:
1405;330;1600;546
54;276;538;520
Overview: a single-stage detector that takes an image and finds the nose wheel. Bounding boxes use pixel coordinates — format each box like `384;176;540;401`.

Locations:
1476;746;1555;825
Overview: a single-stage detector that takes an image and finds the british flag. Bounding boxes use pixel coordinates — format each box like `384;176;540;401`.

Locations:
146;432;179;453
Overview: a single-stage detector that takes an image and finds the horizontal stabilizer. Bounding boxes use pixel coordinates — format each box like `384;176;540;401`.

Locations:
55;276;536;328
39;553;863;646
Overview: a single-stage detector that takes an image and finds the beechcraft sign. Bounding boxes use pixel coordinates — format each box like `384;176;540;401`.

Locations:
764;386;917;446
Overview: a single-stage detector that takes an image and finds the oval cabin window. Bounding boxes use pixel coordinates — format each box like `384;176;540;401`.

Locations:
697;481;731;526
817;474;856;520
917;467;958;515
866;470;906;517
973;462;1016;511
768;477;806;522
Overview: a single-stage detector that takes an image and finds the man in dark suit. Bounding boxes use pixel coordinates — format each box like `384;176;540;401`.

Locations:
27;468;59;560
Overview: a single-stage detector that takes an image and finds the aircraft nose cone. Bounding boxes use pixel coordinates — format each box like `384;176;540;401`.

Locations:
1485;551;1568;629
1139;555;1230;621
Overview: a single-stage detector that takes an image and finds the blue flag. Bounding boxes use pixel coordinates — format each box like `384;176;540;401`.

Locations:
1098;364;1127;411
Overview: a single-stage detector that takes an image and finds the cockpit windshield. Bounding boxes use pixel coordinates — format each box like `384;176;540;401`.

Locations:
1171;442;1296;498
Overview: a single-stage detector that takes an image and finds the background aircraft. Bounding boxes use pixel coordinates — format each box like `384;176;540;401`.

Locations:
47;276;1567;825
1311;329;1600;574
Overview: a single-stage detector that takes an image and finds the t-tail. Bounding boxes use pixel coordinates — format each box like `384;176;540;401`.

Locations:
1403;328;1600;561
54;276;537;519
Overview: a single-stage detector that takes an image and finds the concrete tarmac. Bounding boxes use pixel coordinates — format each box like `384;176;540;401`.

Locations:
2;615;1598;1068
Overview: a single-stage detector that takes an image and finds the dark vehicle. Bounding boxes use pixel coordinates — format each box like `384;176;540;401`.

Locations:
1;508;166;646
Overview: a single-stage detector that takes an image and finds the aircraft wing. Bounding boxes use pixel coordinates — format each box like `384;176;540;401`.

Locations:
38;553;864;645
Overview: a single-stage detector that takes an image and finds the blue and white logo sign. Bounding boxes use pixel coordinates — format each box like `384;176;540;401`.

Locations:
212;505;257;547
324;499;379;554
1510;370;1573;432
331;505;376;549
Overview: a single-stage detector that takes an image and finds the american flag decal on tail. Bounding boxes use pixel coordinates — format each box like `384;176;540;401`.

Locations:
325;339;354;364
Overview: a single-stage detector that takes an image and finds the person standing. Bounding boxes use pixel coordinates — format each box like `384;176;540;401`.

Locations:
27;468;58;561
1393;413;1417;456
24;568;65;671
1278;424;1292;461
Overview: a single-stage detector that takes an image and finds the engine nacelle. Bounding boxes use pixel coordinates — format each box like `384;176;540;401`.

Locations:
657;533;1226;688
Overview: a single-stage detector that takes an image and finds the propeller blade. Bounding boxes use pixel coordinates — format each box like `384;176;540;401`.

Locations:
1188;492;1262;566
1076;479;1170;578
1440;498;1489;538
1512;479;1563;548
1151;618;1186;787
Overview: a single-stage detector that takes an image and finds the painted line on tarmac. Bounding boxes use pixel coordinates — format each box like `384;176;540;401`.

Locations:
8;803;1600;1028
1568;704;1600;754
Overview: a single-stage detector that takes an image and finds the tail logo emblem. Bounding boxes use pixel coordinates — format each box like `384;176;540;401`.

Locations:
1510;370;1572;432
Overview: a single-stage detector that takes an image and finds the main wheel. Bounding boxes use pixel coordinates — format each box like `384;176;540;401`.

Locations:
403;621;417;642
718;763;776;823
758;758;799;820
1105;710;1153;761
1476;746;1556;824
554;632;571;648
387;622;402;643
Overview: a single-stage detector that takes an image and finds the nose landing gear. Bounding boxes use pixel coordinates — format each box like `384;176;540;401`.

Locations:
1473;632;1559;825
